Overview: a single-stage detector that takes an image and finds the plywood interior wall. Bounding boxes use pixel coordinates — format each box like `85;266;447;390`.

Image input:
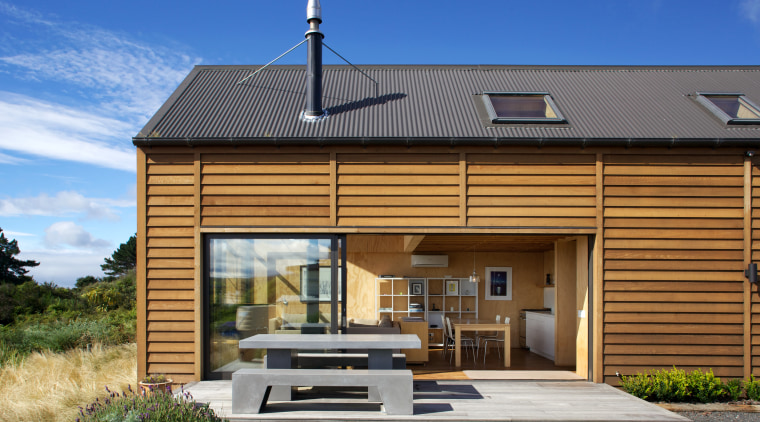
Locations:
346;234;548;347
576;237;590;378
555;239;578;366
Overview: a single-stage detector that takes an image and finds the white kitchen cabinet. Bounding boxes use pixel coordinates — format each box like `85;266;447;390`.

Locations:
525;311;555;361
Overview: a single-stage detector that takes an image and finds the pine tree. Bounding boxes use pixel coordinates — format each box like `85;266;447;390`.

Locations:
101;234;137;277
0;227;40;285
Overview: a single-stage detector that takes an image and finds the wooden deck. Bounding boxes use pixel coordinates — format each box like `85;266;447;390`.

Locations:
184;379;685;421
183;349;686;421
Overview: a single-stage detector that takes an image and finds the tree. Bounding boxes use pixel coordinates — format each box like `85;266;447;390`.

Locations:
0;227;39;285
101;234;137;277
75;275;101;290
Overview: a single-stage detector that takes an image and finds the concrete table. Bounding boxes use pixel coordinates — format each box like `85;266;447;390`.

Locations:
451;318;510;368
239;333;420;400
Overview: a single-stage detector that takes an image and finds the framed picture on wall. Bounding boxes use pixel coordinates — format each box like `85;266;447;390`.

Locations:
445;279;459;296
485;267;512;301
410;280;424;296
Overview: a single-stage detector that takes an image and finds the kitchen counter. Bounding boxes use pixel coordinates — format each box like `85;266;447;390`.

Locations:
525;311;555;361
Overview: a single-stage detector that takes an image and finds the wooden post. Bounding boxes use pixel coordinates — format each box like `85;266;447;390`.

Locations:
744;156;752;380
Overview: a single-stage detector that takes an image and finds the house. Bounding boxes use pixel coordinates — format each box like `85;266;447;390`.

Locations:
132;4;760;385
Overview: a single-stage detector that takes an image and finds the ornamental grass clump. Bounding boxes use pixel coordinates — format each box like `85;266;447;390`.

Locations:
77;385;223;422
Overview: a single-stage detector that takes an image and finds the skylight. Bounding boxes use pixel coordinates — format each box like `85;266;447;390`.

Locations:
482;92;566;124
696;92;760;125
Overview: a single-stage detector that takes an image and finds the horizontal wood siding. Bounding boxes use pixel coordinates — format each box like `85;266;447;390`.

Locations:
136;146;759;383
336;153;460;226
753;160;760;377
201;154;331;226
467;154;597;227
603;154;746;384
145;153;196;382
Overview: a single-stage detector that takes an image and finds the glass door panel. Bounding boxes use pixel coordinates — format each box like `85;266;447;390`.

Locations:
204;235;341;379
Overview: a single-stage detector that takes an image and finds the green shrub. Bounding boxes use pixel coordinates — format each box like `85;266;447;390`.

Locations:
619;367;749;403
685;368;725;403
722;378;743;402
620;368;690;402
745;375;760;401
78;386;224;422
619;371;655;401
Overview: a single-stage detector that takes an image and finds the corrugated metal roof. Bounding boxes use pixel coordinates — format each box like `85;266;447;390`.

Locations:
135;65;760;146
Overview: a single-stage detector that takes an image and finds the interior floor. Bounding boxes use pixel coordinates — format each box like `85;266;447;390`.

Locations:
411;347;576;380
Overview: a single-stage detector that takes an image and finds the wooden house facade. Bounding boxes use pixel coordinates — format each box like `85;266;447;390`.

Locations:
134;64;760;385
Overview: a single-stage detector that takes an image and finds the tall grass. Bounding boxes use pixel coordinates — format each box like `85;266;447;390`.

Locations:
0;343;136;422
0;309;136;366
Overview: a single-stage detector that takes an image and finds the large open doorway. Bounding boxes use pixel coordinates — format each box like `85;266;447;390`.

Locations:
345;234;592;380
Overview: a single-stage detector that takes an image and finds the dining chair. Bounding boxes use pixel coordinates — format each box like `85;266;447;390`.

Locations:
482;317;510;363
476;314;500;352
445;316;477;363
440;313;450;359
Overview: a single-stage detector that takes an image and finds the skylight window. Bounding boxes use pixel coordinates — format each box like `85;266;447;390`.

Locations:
482;92;566;123
696;92;760;125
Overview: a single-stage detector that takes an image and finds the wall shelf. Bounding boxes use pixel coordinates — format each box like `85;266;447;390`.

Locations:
375;277;478;349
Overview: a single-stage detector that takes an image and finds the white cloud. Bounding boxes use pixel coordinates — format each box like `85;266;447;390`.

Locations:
20;249;106;288
0;93;137;171
0;4;198;122
741;0;760;22
0;190;135;220
0;3;199;170
44;221;111;249
0;150;26;164
3;230;34;237
0;2;54;27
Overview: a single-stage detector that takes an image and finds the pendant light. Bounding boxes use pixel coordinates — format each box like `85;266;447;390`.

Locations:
469;248;480;283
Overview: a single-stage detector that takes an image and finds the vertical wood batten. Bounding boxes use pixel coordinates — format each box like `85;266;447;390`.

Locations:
460;152;467;226
753;157;760;376
594;152;604;383
193;151;202;380
330;152;337;226
136;148;147;382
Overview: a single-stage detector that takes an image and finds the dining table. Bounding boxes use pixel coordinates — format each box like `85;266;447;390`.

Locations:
451;317;510;367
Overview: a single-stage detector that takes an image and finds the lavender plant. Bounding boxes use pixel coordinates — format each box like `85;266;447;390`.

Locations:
76;385;224;421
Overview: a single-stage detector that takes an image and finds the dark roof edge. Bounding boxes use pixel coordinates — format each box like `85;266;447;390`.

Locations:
132;137;760;148
190;64;760;71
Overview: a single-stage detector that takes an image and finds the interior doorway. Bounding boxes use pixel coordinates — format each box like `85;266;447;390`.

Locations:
345;233;592;380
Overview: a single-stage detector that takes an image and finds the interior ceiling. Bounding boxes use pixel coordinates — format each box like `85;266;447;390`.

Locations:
411;235;569;253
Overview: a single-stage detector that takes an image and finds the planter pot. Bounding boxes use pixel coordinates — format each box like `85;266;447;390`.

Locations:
138;379;173;396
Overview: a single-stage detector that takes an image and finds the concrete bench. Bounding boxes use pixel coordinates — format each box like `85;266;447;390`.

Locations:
296;352;406;369
231;368;413;415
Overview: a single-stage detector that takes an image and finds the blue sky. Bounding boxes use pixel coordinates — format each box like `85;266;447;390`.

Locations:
1;0;759;287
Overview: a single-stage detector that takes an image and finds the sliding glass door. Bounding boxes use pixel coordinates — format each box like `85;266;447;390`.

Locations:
203;234;345;379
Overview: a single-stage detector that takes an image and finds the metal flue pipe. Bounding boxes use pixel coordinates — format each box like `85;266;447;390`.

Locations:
304;0;325;120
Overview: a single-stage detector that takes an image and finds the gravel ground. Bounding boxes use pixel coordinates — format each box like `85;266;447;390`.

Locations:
676;410;759;421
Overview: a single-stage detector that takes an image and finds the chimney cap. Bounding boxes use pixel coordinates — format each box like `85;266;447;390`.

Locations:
307;0;322;23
